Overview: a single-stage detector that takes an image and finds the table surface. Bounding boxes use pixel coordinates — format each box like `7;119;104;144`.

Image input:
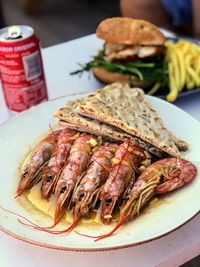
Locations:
0;34;200;267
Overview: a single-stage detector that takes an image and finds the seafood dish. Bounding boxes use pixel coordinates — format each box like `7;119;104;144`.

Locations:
15;82;197;241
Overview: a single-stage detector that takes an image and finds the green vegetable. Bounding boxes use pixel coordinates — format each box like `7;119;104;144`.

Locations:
71;50;169;92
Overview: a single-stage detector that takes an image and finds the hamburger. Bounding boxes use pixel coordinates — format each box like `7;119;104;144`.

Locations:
71;17;168;89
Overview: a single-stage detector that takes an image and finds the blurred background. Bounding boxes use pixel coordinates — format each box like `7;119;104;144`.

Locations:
0;0;199;48
0;0;200;266
0;0;120;47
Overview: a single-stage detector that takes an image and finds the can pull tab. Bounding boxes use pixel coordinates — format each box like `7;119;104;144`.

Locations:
7;26;22;39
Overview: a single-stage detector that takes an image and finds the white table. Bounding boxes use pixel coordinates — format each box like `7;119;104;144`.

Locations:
0;34;200;267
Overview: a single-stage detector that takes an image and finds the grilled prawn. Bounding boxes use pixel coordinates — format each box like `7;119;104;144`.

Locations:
16;130;60;196
54;133;99;222
40;129;79;199
95;157;197;241
100;141;146;224
72;143;118;222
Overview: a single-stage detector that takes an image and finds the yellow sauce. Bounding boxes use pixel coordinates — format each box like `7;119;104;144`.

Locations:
18;186;168;227
140;197;168;215
27;185;57;218
18;184;102;227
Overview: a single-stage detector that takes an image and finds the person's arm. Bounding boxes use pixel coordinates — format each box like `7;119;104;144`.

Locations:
192;0;200;38
120;0;173;30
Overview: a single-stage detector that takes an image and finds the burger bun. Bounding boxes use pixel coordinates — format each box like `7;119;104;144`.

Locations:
93;67;151;88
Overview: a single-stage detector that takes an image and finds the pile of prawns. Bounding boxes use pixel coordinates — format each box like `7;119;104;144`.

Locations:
16;128;197;241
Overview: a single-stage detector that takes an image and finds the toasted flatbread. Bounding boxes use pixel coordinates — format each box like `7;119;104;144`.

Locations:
54;99;130;142
54;99;168;158
58;120;119;143
76;83;188;157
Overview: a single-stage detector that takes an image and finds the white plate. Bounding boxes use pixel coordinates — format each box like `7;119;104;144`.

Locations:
0;92;200;252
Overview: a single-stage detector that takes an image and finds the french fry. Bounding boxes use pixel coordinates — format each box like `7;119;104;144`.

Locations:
178;50;186;90
196;58;200;77
170;50;180;91
167;62;178;102
165;39;200;101
193;43;200;53
182;41;190;54
173;47;185;91
185;54;200;87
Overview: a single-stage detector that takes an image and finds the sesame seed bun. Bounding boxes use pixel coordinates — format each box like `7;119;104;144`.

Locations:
96;17;165;45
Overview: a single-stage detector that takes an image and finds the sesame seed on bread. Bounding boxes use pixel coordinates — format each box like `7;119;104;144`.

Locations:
96;17;166;45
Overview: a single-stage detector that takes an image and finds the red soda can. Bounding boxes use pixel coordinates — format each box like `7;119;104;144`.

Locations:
0;25;48;112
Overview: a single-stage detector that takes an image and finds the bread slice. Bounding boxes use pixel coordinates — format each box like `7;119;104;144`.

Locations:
54;99;131;142
54;99;168;157
96;17;165;45
76;83;188;157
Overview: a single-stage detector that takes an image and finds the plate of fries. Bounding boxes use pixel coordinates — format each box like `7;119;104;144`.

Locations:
162;37;200;101
145;37;200;101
